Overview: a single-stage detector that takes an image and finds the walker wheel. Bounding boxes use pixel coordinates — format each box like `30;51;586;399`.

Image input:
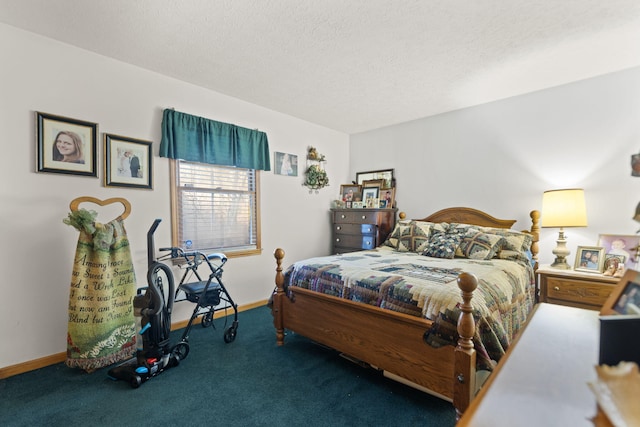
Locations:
201;312;213;328
223;326;237;343
130;375;142;388
172;341;190;360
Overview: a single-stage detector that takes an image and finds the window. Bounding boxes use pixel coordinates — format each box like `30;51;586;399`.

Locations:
170;159;261;256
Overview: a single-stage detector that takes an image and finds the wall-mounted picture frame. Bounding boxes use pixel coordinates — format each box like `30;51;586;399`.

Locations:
601;269;640;315
36;111;98;177
274;152;298;176
379;187;395;208
574;246;605;273
104;133;153;189
356;169;394;189
598;234;640;270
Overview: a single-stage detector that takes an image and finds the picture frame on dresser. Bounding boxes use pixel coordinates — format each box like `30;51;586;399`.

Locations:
362;179;385;189
597;234;640;270
574;246;605;273
339;184;362;206
379;187;395;208
600;269;640;315
355;169;394;189
362;187;379;209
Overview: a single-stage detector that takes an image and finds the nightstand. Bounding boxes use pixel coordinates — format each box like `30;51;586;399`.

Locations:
537;265;620;310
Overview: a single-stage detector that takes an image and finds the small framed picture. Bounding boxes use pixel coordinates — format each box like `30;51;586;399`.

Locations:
366;198;379;208
362;179;385;189
340;184;362;204
36;111;98;177
379;188;395;208
601;269;640;315
104;134;153;189
362;187;380;206
274;152;298;176
598;234;640;270
352;201;364;208
574;246;605;273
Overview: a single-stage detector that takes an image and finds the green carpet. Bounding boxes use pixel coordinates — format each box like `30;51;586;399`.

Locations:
0;306;455;426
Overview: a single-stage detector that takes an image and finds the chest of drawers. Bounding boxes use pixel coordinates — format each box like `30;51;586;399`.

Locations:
331;208;396;254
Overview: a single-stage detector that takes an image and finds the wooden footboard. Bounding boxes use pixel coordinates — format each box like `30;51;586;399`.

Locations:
271;208;540;418
271;248;478;417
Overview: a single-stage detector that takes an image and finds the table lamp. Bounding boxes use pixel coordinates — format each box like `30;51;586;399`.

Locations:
541;188;588;269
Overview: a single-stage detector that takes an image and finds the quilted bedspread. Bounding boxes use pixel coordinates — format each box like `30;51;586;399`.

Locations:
283;246;536;369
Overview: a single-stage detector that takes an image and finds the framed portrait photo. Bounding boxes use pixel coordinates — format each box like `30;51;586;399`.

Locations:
274;152;298;176
36;111;98;177
574;246;605;273
340;184;362;205
104;134;153;189
362;186;380;207
379;187;395;208
598;234;640;270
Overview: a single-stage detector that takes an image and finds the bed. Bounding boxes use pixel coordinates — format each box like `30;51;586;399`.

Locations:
270;207;540;418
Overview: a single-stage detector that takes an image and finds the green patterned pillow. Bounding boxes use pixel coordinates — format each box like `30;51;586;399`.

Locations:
458;231;505;260
480;226;533;253
409;221;435;252
422;229;464;259
384;220;447;252
382;220;412;251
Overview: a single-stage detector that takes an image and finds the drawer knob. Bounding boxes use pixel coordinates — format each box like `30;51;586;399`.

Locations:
341;214;346;219
336;226;341;230
336;238;340;242
362;215;366;220
554;286;560;291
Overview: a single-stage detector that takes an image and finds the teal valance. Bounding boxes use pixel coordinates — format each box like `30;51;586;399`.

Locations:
160;109;271;171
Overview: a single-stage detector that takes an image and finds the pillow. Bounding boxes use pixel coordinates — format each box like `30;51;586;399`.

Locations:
383;220;447;252
382;220;412;251
449;223;482;257
422;229;464;259
404;221;433;253
458;231;505;260
479;227;533;253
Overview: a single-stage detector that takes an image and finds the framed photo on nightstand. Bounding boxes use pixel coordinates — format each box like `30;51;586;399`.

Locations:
598;234;640;270
574;246;605;273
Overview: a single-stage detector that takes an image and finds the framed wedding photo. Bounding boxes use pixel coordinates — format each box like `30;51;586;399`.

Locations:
36;111;98;177
104;134;153;189
574;246;605;273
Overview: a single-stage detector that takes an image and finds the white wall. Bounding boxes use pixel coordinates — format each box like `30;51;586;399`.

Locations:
350;67;640;266
0;24;350;370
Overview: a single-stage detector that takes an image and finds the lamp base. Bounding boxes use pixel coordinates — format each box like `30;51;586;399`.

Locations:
550;258;571;269
550;228;572;269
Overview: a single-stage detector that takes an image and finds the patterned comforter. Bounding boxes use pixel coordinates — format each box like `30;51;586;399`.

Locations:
283;246;536;369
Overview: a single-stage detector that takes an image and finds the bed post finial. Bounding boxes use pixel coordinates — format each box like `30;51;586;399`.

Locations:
454;272;478;419
273;248;286;345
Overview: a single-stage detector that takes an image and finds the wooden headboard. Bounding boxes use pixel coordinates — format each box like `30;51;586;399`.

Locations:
398;206;540;266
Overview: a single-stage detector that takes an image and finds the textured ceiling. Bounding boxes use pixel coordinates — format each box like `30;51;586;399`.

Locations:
1;0;639;134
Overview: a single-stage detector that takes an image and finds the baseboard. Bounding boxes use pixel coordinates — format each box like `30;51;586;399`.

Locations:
0;300;269;379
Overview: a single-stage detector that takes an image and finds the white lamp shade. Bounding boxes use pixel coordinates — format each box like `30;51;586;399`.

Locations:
541;189;588;228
